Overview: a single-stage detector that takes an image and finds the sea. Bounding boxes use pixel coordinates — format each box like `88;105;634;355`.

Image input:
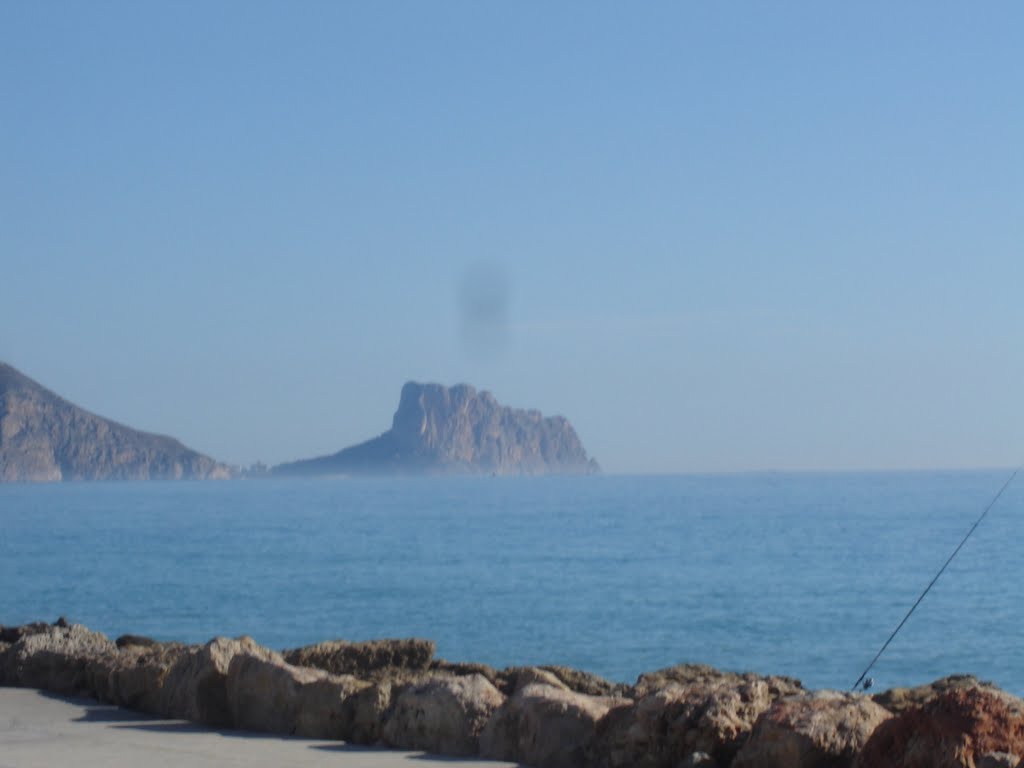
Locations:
1;471;1022;695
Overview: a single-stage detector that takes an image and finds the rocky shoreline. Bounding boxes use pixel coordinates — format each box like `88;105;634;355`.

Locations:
2;619;1023;768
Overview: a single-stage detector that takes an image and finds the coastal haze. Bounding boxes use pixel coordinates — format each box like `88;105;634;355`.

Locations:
5;4;1024;766
2;4;1022;474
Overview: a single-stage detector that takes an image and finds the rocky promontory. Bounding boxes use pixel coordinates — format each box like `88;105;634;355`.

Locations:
3;618;1023;768
274;381;599;477
0;362;232;482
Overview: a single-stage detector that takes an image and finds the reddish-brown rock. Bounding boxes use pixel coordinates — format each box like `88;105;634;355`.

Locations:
871;675;1002;715
856;687;1024;768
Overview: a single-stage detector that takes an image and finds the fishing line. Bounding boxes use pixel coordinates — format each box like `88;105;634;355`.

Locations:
851;465;1021;692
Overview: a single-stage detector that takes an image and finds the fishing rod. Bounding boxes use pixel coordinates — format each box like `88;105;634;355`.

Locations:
851;465;1021;692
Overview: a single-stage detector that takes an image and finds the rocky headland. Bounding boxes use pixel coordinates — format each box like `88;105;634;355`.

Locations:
274;381;599;477
0;362;233;482
0;364;598;481
3;618;1022;768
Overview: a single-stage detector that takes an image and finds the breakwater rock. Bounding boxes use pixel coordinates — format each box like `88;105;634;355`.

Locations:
2;619;1022;768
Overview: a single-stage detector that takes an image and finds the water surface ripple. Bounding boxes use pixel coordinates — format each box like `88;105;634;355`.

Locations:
2;471;1021;694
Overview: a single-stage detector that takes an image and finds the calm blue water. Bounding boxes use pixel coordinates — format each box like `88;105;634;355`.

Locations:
1;472;1022;695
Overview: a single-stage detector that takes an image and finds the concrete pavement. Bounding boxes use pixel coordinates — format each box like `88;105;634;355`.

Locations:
0;687;521;768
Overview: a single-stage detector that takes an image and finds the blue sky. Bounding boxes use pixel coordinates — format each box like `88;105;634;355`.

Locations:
2;2;1022;473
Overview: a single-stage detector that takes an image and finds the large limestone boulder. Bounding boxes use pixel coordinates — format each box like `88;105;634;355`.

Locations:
382;673;505;756
295;674;373;739
480;682;626;768
226;650;369;738
283;638;435;680
1;623;115;694
592;667;803;768
159;636;278;727
87;642;191;714
856;686;1024;768
345;680;394;745
732;691;892;768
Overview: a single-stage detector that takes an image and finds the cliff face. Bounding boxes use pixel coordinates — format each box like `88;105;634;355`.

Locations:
0;362;232;482
275;382;599;477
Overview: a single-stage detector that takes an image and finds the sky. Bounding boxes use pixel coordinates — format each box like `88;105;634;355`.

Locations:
2;2;1022;474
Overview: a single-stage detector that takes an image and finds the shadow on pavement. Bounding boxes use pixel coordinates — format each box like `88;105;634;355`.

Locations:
311;743;524;765
35;691;293;740
33;689;523;762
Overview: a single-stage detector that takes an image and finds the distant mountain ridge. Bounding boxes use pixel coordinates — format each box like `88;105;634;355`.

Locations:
274;381;599;476
0;364;599;481
0;362;232;482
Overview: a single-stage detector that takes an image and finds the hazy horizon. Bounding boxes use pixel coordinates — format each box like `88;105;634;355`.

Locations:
3;3;1022;474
